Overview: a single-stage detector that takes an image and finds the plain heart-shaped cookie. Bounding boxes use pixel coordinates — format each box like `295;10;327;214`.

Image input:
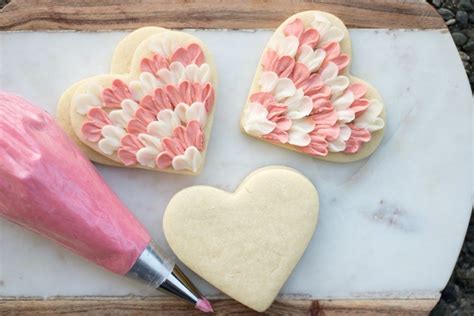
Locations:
57;27;217;174
163;166;319;312
241;11;386;162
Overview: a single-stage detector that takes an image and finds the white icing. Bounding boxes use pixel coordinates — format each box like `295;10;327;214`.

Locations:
260;71;296;101
354;99;385;132
332;90;355;123
73;82;103;115
172;146;201;172
156;62;185;85
98;125;126;155
184;63;211;84
175;102;207;127
136;134;163;168
284;88;313;119
129;72;160;100
287;118;315;146
311;13;345;47
109;99;139;128
320;62;349;94
148;34;179;58
273;35;299;58
328;124;351;152
242;102;276;136
147;109;181;138
296;46;326;72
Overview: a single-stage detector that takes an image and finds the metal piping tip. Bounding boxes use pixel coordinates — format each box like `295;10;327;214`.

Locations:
127;242;212;312
159;265;213;312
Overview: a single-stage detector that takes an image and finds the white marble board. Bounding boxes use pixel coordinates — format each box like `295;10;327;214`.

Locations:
0;29;472;300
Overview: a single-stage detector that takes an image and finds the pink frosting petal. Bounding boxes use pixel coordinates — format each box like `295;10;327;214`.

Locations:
102;80;132;108
250;92;275;106
170;43;204;66
127;118;148;135
312;98;333;113
201;83;215;112
299;28;319;49
302;73;324;95
332;54;350;71
262;49;279;72
267;104;288;119
81;108;112;142
161;138;184;157
315;125;340;142
301;133;328;156
306;85;331;102
351;99;370;116
81;122;103;142
322;41;340;60
117;134;143;166
165;84;183;108
140;54;169;75
156;151;174;169
185;120;204;150
346;83;367;99
274;56;295;78
179;81;193;105
263;128;289;144
311;108;338;126
290;63;310;89
274;117;292;131
344;124;371;153
283;18;304;38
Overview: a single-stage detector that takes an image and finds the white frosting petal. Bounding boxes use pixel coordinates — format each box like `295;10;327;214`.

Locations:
260;71;279;92
136;134;163;168
325;76;350;94
147;109;181;138
73;83;103;115
328;124;351;152
287;118;315;146
296;46;326;73
129;72;161;100
172;146;201;172
242;102;276;136
288;130;312;146
320;27;344;46
311;13;331;36
337;109;355;123
354;99;385;131
275;35;299;58
321;62;338;82
291;117;316;133
109;99;139;128
157;62;185;85
311;13;345;47
148;34;179;58
185;63;211;84
98;125;126;155
260;71;297;101
333;91;354;111
186;102;208;127
285;89;313;119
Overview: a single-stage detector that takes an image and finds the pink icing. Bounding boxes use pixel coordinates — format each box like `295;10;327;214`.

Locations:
0;92;150;274
156;120;204;169
80;42;215;170
251;17;376;156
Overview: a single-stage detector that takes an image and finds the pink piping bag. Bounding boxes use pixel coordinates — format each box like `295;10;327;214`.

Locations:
0;92;213;313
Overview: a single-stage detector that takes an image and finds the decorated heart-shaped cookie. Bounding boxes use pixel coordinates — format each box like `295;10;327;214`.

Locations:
163;167;319;312
241;11;386;162
57;28;217;174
